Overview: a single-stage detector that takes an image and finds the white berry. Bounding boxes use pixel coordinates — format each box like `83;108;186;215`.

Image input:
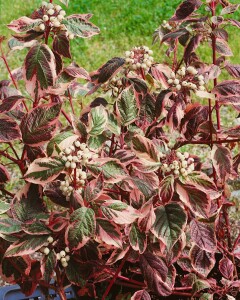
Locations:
47;9;55;15
60;250;66;257
44;247;50;255
47;236;54;243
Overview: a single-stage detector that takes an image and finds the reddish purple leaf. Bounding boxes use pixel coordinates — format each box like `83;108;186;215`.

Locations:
225;62;240;78
0;114;21;142
131;290;151;300
190;244;215;276
215;38;233;56
7;17;41;33
219;257;234;279
161;29;188;44
176;183;211;218
228;19;240;28
140;252;172;296
0;95;24;113
64;62;90;80
184;34;202;64
53;31;71;59
23;44;57;100
213;80;240;97
190;219;216;252
96;218;122;248
20;103;61;146
211;145;232;181
0;164;10;183
170;0;202;21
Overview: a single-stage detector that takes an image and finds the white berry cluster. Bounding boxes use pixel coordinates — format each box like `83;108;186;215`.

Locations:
167;66;206;92
35;2;74;39
40;236;54;256
162;20;173;30
125;46;154;72
60;141;97;169
160;151;195;177
59;169;87;199
56;247;70;268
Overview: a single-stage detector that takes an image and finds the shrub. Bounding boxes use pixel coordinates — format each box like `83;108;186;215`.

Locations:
0;0;240;299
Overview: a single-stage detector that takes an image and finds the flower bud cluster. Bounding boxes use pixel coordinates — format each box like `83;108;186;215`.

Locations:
162;20;173;30
40;236;54;256
60;169;87;199
56;247;70;268
167;66;206;92
160;151;195;177
125;46;154;72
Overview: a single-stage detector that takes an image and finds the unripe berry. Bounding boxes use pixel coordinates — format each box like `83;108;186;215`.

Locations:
62;261;68;268
67;155;73;161
75;141;81;147
176;84;181;90
42;15;49;21
55;5;62;11
65;161;71;168
53;20;61;27
181;161;188;168
71;162;76;169
60;250;66;257
199;80;205;86
173;79;179;85
57;14;64;21
199;86;205;91
48;9;55;15
47;3;54;9
182;81;188;87
125;51;131;57
65;255;70;261
44;247;50;255
56;253;61;260
61;257;66;263
42;1;47;6
168;79;173;84
59;10;66;16
198;75;204;81
170;72;175;78
47;236;54;243
65;148;71;155
39;23;45;31
69;33;74;40
70;145;75;151
174;170;180;175
184;152;189;158
65;247;70;253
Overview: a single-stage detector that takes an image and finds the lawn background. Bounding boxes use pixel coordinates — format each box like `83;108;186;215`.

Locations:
0;0;239;81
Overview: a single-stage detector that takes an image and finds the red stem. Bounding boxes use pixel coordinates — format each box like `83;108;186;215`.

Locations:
61;109;73;126
102;250;130;300
109;134;115;157
8;142;20;160
68;88;75;114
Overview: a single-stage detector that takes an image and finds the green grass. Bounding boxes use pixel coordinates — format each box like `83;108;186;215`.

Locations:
0;0;239;81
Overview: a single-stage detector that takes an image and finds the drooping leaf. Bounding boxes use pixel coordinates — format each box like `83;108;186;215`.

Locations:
190;244;215;277
65;258;93;286
215;38;233;56
152;203;187;250
219;257;234;279
0;218;22;234
0;200;10;215
176;183;211;218
0;165;10;183
88;158;127;184
96;218;122;248
161;28;189;44
24;157;65;184
11;184;47;222
0;114;21;142
117;87;138;126
20;103;61;146
170;0;202;21
213;80;240;97
5;235;48;257
64;63;90;80
66;207;95;250
0;95;24;113
184;34;202;64
88;105;108;136
225;63;240;78
7;17;42;33
23;44;57;100
221;4;239;15
129;222;147;254
159;175;175;203
211;145;232;181
190;219;216;252
140;252;172;296
101;200;138;225
62;15;100;38
41;250;56;282
131;290;151;300
53;31;71;59
132;135;161;169
192;279;211;296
